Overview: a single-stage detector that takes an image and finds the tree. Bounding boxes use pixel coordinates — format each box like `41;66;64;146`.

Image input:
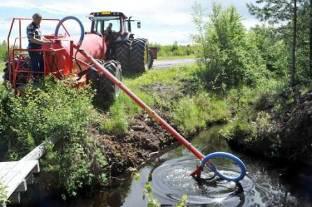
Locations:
248;0;305;86
291;0;298;87
249;25;288;75
310;0;312;76
247;0;293;23
193;3;266;91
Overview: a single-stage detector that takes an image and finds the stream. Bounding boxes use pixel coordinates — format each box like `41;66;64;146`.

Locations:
15;126;312;207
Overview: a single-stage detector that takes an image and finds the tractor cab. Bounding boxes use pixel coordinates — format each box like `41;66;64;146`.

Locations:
89;11;140;42
88;11;156;73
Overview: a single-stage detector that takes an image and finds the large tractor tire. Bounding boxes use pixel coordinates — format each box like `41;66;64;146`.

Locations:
129;38;149;73
115;40;130;72
87;60;122;110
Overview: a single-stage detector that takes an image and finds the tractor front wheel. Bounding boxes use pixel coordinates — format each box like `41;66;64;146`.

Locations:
87;60;122;110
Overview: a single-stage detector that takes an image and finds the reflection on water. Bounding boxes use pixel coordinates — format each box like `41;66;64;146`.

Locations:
151;156;253;206
16;126;312;207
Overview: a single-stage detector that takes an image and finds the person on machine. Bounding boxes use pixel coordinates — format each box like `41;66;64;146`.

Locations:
105;23;113;34
26;13;51;80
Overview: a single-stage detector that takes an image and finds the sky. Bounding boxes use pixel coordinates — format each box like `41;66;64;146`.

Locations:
0;0;258;45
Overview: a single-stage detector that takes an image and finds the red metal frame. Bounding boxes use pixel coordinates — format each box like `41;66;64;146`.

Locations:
7;18;71;88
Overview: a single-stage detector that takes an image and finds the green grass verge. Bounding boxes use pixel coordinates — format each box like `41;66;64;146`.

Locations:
157;55;195;60
101;64;231;135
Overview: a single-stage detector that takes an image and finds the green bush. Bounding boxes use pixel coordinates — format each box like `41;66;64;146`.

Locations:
248;25;288;76
173;91;230;134
0;80;108;196
220;118;257;143
193;4;266;91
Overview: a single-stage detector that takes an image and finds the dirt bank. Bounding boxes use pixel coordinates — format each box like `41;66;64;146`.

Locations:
93;111;181;177
92;80;202;179
228;90;312;162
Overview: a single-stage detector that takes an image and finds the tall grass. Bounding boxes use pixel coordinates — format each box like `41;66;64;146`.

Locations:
173;92;230;133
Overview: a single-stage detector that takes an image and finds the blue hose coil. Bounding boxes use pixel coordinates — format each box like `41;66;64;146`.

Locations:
54;16;85;48
200;152;246;182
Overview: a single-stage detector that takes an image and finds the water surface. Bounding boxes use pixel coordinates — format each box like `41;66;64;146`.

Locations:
16;126;312;206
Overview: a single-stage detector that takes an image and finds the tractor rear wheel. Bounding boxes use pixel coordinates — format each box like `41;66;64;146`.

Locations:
129;38;149;73
87;60;122;110
115;40;130;72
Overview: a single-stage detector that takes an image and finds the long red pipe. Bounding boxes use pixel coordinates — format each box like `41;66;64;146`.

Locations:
79;50;205;161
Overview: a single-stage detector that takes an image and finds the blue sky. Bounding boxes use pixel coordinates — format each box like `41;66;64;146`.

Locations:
0;0;258;45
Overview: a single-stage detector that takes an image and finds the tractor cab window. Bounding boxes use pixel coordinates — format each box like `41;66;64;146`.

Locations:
93;16;121;34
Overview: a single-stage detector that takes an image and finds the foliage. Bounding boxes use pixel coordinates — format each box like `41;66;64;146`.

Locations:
176;195;188;207
0;41;7;62
248;25;288;76
0;80;108;196
218;78;297;159
248;0;312;85
0;182;8;204
144;182;160;207
173;92;230;133
193;3;266;91
100;97;129;135
144;182;188;207
247;0;294;24
0;41;7;72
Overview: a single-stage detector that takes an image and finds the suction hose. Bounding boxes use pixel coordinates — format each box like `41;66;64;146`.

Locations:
53;16;247;183
54;16;85;48
200;152;246;182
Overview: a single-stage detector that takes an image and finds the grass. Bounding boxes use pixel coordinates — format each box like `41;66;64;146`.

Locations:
100;99;129;136
0;181;8;204
101;64;232;135
125;64;198;87
100;65;199;134
173;93;230;133
100;65;196;134
0;61;4;72
157;55;195;60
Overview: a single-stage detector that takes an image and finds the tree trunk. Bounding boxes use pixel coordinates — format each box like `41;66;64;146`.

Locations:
310;0;312;77
291;0;297;87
